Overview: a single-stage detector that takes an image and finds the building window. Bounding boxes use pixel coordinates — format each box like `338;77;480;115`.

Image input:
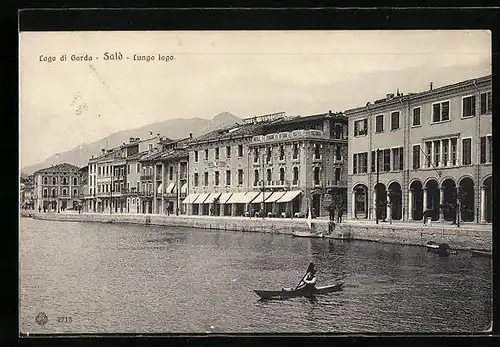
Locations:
43;189;48;198
293;167;299;184
359;152;368;173
43;177;48;185
462;95;476;118
215;148;220;160
425;142;432;167
194;173;199;186
375;115;384;133
254;169;259;185
443;139;449;166
73;177;78;185
279;145;285;160
488;136;492;163
480;91;492;114
480;137;487;164
136;163;140;173
238;169;243;185
334;168;341;184
127;182;130;191
371;151;376;173
238;144;243;157
314;143;321;159
226;146;231;158
462;138;472;165
204;172;208;186
52;188;56;197
194;150;199;162
52;177;57;185
392;147;403;171
73;189;77;196
450;138;458;165
215;171;220;186
98;167;101;176
313;167;320;185
335;144;342;160
413;145;420;169
279;168;285;182
205;149;209;160
169;166;173;180
434;140;441;167
254;148;259;163
353;153;358;174
432;101;450;122
480;136;493;164
266;168;272;183
226;170;231;186
391;112;400;130
354;119;368;136
412;107;421;126
136;181;140;191
266;147;272;163
383;149;391;172
293;143;299;159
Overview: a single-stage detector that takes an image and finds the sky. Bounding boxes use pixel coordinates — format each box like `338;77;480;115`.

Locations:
19;30;491;167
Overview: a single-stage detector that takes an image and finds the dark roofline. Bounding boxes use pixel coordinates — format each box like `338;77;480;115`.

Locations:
345;74;492;116
33;163;81;175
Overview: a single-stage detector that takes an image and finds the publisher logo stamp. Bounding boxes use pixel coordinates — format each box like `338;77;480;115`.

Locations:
35;312;48;326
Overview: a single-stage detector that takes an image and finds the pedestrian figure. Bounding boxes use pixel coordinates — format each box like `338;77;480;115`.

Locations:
337;205;343;223
38;206;41;213
176;207;179;216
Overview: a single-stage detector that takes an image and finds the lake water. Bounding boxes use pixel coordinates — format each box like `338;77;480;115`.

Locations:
19;217;492;334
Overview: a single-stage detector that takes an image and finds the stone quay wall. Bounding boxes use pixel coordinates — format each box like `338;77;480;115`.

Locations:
22;211;491;251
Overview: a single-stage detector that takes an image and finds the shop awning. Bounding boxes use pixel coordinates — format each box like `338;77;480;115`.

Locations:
180;183;188;194
193;193;210;204
157;183;163;194
226;192;247;204
165;182;176;194
265;191;287;203
249;191;271;204
276;190;302;203
219;192;233;204
206;192;222;204
182;193;199;204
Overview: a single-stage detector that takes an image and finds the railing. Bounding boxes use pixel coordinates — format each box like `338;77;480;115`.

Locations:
291;180;299;186
253;180;290;187
140;175;153;181
138;191;153;197
251;129;328;143
313;180;322;186
333;157;344;164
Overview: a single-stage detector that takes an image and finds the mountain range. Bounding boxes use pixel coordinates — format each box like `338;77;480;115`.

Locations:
21;112;240;176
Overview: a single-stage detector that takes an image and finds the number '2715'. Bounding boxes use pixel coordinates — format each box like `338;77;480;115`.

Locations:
56;316;72;323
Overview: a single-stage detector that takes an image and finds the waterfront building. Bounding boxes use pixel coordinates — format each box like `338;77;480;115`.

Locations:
182;111;348;218
20;175;35;209
86;135;162;213
345;75;492;223
78;166;88;211
33;163;81;212
152;136;191;215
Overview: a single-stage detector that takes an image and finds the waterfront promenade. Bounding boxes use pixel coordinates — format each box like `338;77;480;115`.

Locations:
21;209;492;251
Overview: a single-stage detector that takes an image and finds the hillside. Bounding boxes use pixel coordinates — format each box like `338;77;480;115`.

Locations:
22;112;240;175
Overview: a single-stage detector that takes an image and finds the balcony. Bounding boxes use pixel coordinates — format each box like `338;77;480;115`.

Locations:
252;129;329;144
313;180;322;187
140;175;153;181
291;180;299;187
333;157;344;165
326;180;346;187
138;191;153;197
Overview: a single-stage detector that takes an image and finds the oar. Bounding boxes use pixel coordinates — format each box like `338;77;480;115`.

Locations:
294;271;310;290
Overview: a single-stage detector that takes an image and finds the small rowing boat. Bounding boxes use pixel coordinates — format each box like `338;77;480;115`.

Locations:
426;241;450;256
470;249;492;258
292;231;324;238
254;282;344;300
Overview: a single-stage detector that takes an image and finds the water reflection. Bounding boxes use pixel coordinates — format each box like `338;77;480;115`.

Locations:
20;218;491;334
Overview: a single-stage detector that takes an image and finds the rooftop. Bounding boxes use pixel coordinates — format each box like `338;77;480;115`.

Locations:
33;163;81;175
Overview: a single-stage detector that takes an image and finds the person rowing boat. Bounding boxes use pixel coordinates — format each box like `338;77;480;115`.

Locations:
296;262;317;293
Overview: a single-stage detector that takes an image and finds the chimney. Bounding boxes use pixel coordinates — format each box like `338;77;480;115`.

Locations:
189;132;193;139
430;82;433;91
101;148;105;154
328;110;333;116
386;93;394;100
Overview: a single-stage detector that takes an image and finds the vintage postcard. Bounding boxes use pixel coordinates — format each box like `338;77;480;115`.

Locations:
19;29;492;335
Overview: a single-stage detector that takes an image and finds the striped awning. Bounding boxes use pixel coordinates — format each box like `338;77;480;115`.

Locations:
226;192;247;204
180;183;188;194
219;192;233;204
276;190;302;203
251;191;272;204
165;182;176;194
193;193;210;204
182;193;199;204
206;192;222;204
265;191;287;203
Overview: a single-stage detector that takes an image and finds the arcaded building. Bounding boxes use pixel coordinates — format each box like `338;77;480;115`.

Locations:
345;75;492;223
